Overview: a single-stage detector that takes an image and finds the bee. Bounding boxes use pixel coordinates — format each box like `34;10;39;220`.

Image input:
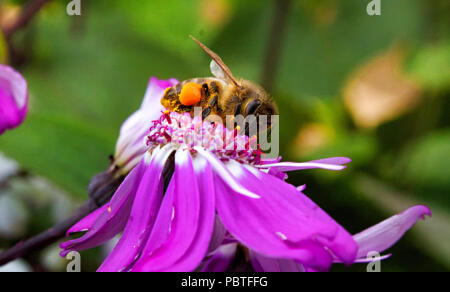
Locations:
161;36;278;135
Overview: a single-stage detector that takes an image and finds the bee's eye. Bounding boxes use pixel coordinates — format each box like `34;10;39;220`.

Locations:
245;100;261;115
179;83;202;106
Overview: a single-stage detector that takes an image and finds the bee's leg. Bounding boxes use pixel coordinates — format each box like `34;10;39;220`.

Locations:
241;113;262;137
208;95;218;108
234;103;242;116
161;86;179;110
209;81;220;95
201;97;220;119
201;83;220;119
232;102;244;129
175;83;183;95
244;123;250;136
202;107;212;119
202;83;210;99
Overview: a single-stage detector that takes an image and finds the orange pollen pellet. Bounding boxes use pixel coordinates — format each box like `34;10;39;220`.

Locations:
179;83;202;106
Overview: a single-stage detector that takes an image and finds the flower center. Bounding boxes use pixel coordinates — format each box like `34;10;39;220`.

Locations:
146;111;262;165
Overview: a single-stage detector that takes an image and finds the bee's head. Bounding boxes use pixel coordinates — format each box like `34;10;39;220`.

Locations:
238;80;278;132
239;80;277;113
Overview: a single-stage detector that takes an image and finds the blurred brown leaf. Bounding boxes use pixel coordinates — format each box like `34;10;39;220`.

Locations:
0;3;21;32
344;47;422;129
300;0;339;28
200;0;232;28
293;123;333;156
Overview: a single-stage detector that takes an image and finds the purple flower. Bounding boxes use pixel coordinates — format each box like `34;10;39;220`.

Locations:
0;65;28;135
60;76;430;272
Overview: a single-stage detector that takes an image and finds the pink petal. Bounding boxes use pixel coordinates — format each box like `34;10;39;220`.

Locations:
354;205;431;258
261;157;282;164
161;156;216;272
0;65;28;135
97;146;175;272
268;167;288;180
215;161;357;271
259;157;352;172
352;254;392;263
249;250;305;272
207;216;227;254
141;77;178;109
297;184;307;192
66;205;109;235
60;160;145;256
194;146;260;199
133;174;176;259
311;157;352;165
132;152;215;272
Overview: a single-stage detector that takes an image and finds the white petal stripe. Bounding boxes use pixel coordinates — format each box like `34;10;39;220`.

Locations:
257;162;346;172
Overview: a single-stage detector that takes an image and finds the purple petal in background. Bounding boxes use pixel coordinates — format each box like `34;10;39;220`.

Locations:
207;216;227;254
0;65;28;135
202;243;238;272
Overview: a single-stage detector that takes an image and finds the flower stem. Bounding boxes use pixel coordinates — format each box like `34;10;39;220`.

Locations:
260;0;292;93
0;199;97;266
2;0;53;39
0;168;123;267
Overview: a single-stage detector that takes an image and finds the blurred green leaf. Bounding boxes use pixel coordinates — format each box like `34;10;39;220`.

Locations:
0;114;114;198
0;30;7;63
304;133;377;166
117;0;232;57
406;42;450;92
390;130;450;194
276;0;425;99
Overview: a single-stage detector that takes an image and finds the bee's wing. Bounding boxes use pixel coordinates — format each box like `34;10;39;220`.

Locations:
190;35;241;88
210;60;228;80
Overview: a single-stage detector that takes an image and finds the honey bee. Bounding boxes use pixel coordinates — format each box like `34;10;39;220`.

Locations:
161;36;278;135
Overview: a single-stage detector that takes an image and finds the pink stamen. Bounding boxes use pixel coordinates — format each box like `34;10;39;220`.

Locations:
146;111;262;166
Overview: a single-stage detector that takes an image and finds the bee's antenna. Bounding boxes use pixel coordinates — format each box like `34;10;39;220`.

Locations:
190;35;242;89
